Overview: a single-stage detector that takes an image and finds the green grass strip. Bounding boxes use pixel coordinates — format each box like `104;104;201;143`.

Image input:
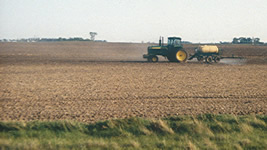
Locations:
0;114;266;149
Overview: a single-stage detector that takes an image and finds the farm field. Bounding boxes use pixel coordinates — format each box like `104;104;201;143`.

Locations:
0;42;267;124
0;42;267;123
0;42;267;149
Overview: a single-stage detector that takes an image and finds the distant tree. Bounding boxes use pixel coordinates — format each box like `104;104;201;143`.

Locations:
239;37;248;44
90;32;97;41
247;37;252;44
232;38;239;44
254;38;260;44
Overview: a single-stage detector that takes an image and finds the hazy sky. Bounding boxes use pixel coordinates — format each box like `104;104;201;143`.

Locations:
0;0;266;43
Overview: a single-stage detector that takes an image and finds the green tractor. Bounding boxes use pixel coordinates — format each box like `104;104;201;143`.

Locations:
143;37;188;62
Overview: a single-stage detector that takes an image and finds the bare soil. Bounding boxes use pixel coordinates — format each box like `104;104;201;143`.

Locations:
0;42;266;123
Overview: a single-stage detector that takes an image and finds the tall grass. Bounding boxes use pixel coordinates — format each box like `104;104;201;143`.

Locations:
0;114;266;149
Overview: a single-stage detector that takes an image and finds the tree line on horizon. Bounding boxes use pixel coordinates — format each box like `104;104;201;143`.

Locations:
0;37;107;42
232;37;264;45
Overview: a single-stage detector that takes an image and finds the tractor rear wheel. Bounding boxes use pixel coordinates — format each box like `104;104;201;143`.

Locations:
167;49;188;62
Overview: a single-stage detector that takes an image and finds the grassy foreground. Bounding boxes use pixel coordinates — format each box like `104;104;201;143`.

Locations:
0;114;266;150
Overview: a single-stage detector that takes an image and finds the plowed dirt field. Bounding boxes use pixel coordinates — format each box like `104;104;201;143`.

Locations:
0;42;266;123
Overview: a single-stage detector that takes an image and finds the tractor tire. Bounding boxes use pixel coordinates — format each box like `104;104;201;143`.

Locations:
167;49;188;62
148;55;158;62
205;56;213;63
151;55;158;62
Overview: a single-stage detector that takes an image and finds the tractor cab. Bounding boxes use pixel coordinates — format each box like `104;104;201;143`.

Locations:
168;37;182;47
